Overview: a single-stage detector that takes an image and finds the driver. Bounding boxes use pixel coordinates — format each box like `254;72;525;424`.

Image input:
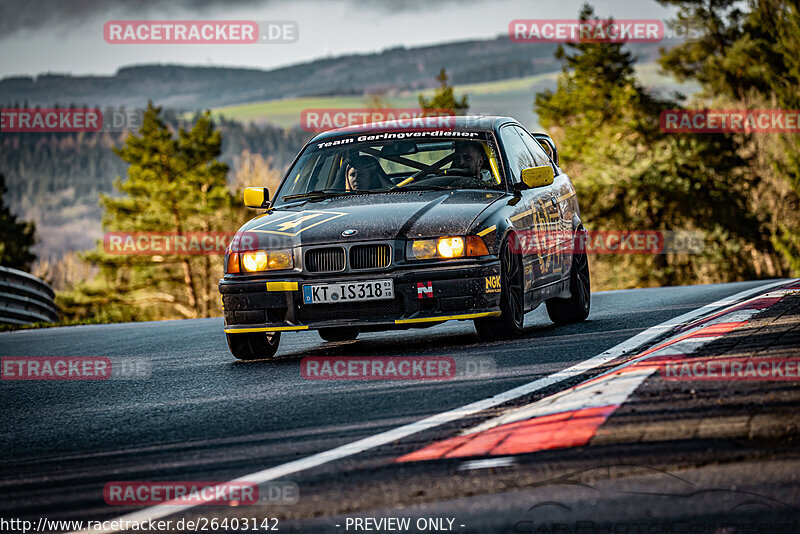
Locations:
452;141;494;184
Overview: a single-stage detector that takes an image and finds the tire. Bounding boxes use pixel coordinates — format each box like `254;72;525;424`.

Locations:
546;240;591;325
474;237;525;340
318;327;359;342
226;331;281;360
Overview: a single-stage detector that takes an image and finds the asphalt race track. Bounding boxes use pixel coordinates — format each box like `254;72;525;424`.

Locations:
1;280;796;533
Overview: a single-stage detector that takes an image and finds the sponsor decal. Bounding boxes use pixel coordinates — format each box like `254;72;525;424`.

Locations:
301;356;456;380
250;211;348;237
660;109;800;133
103;20;298;44
661;357;800;381
417;281;433;299
509;19;664;43
103;231;258;255
316;130;480;149
485;275;501;293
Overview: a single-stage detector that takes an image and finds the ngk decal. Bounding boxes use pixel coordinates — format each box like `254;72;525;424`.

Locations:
417;281;433;298
485;275;501;293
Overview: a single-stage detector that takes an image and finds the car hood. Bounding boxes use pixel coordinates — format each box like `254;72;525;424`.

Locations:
233;189;504;250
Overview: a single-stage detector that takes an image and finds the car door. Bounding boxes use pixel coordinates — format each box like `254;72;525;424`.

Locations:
516;127;573;284
497;125;554;292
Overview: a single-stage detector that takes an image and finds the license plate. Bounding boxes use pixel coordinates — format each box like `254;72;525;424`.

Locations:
302;280;393;304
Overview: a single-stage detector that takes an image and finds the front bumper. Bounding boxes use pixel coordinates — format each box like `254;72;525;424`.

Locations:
220;260;502;334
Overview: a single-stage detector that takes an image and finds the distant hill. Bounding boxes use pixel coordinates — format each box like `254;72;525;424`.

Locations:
210;63;697;131
0;36;674;111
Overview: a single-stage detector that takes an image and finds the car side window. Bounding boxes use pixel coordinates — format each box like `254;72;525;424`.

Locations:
499;126;536;184
304;153;340;191
515;126;556;173
313;154;336;188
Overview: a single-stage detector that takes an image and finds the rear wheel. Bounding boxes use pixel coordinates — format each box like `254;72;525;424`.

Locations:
319;328;359;342
546;242;590;325
226;331;281;360
474;237;525;340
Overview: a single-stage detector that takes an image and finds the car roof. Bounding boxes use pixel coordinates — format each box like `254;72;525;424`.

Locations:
308;115;519;143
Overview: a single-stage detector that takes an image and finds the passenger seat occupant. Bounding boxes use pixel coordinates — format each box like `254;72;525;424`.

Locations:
342;155;393;191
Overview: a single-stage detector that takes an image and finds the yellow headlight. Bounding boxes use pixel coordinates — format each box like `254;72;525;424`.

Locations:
242;250;268;272
240;250;293;272
410;239;439;260
267;250;293;270
409;236;486;260
437;237;464;258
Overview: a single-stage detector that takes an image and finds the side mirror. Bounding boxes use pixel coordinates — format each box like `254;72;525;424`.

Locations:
520;166;555;188
243;187;269;208
532;132;559;167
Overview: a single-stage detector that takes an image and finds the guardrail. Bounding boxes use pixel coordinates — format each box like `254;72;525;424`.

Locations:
0;266;60;325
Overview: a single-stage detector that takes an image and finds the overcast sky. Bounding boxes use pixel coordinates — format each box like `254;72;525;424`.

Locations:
0;0;676;78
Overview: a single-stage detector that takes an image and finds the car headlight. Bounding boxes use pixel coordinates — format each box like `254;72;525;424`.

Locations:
228;249;294;273
408;236;489;260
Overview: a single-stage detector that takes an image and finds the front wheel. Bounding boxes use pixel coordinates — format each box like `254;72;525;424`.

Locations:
474;237;525;340
226;331;281;360
546;244;590;325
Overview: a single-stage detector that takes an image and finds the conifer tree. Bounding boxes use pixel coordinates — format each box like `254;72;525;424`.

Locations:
419;68;469;115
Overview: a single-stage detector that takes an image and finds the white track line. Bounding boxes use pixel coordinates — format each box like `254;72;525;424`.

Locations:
71;279;792;534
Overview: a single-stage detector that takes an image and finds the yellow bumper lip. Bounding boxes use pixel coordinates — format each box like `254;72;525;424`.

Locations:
224;325;309;333
223;311;501;334
393;311;500;325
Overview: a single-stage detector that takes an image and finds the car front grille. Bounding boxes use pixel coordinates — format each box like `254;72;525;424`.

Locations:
306;247;345;273
298;296;404;323
350;244;392;270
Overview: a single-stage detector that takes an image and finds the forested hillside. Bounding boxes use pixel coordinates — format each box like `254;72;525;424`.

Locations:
1;118;310;257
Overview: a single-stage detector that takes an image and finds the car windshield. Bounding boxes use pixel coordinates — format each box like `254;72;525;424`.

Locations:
273;131;504;206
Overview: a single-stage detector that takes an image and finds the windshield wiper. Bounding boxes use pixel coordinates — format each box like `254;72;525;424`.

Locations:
389;184;456;191
282;189;349;201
